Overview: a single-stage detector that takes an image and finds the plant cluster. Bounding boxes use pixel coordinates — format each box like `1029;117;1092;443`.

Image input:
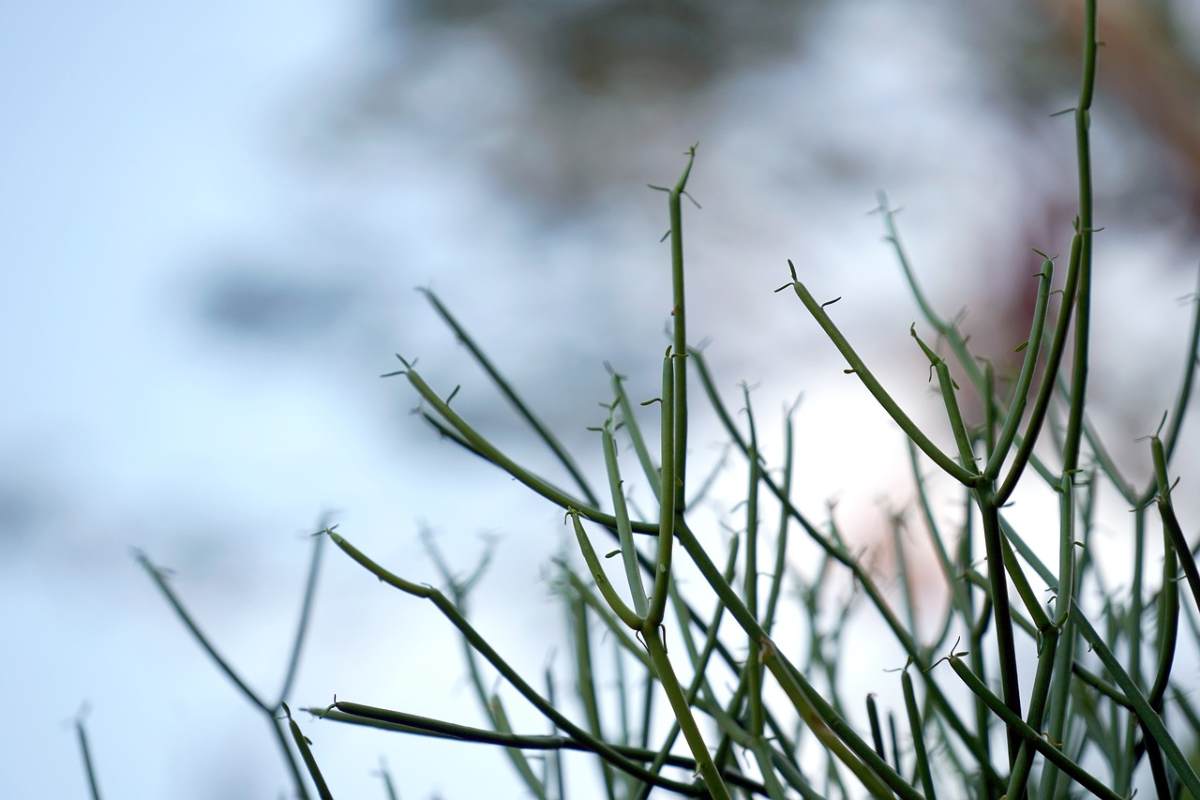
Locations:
82;2;1200;797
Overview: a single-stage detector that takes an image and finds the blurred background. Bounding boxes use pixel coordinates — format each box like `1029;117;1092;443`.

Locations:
3;0;1200;797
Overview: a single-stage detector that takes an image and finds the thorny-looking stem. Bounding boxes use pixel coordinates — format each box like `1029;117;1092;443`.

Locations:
326;530;708;796
422;531;549;800
419;287;600;508
782;262;978;486
1002;517;1200;797
944;653;1120;800
667;145;695;513
635;535;740;799
983;259;1054;479
976;496;1024;770
646;349;678;629
311;703;769;796
421;322;967;794
1061;0;1097;477
691;349;996;784
601;413;649;618
284;703;333;800
742;385;766;748
659;152;912;798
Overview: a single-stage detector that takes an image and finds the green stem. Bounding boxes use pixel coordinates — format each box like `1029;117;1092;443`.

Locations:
1148;522;1180;713
994;232;1084;504
670;522;916;798
667;147;695;513
419;288;600;507
1152;436;1200;620
270;711;315;800
136;550;313;800
910;325;977;471
424;535;549;800
569;591;618;800
945;656;1120;800
691;350;994;782
643;629;733;800
610;368;660;498
318;704;769;796
397;366;655;533
283;704;333;800
1061;0;1097;475
866;695;886;762
277;531;326;705
647;350;677;627
743;386;765;743
569;511;641;630
763;405;797;633
328;531;702;795
984;260;1054;478
602;419;649;618
901;671;936;800
636;535;740;800
783;267;977;485
1004;629;1059;799
976;497;1022;767
1000;518;1200;797
75;717;103;800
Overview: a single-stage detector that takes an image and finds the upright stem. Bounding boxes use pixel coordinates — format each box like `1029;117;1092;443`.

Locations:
977;495;1023;768
646;351;677;628
644;628;733;800
1062;0;1097;474
743;388;765;743
668;146;695;512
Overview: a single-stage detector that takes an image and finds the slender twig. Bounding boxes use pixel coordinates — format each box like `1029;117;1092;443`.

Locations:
419;288;600;508
312;704;769;796
1151;436;1200;620
901;670;936;800
136;549;313;800
1060;0;1098;479
567;593;618;800
283;704;333;800
690;350;994;782
635;535;740;800
375;757;400;800
423;532;549;800
763;401;798;634
782;263;977;485
75;713;103;800
983;259;1054;478
326;530;703;795
944;655;1120;800
1001;518;1200;797
277;530;327;705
